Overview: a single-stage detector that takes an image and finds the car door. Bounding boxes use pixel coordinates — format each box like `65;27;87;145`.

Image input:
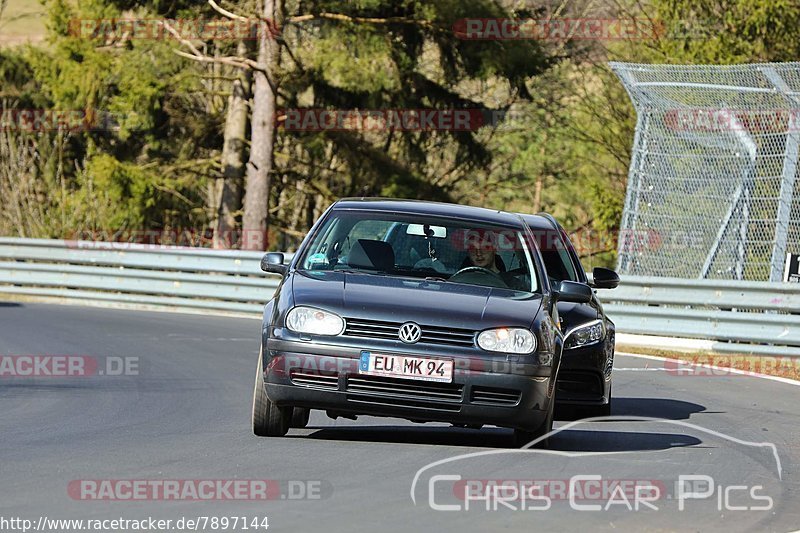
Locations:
552;223;612;324
532;224;595;330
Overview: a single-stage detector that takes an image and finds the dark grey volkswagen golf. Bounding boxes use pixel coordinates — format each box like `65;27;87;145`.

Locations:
252;199;592;446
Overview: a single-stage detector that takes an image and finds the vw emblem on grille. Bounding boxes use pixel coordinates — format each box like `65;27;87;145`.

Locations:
398;322;422;344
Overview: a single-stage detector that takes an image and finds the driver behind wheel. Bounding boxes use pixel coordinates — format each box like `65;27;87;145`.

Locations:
462;230;506;273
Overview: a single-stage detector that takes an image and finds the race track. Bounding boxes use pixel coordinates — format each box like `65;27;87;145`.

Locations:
1;302;799;532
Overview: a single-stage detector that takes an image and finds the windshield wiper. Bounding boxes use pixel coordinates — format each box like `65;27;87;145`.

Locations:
332;269;448;282
335;268;387;276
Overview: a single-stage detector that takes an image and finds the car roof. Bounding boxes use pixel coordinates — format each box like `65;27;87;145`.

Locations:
333;198;527;228
518;212;560;231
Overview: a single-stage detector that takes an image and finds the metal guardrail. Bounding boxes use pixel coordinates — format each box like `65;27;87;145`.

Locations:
602;277;800;355
1;238;798;354
0;238;282;315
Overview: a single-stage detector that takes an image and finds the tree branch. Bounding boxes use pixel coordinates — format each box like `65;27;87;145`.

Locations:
287;12;437;30
172;50;265;73
160;19;205;58
207;0;250;22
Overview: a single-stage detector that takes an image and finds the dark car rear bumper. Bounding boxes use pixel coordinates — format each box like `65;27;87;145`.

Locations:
263;339;553;431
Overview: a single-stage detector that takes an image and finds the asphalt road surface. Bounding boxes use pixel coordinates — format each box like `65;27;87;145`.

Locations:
1;302;798;532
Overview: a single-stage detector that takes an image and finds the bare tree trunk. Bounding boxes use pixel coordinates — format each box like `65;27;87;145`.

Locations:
242;0;282;251
534;127;549;213
213;41;252;249
533;175;543;213
288;179;305;235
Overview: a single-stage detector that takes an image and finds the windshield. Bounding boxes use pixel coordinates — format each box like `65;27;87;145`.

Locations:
298;210;540;293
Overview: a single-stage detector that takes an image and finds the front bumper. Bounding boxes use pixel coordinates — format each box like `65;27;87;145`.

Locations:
556;341;612;405
263;338;553;431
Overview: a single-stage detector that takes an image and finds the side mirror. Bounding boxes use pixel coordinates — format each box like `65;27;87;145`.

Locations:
591;267;619;289
260;252;287;275
556;280;593;304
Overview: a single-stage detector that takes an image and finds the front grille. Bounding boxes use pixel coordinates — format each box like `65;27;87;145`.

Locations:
290;370;339;390
345;375;463;411
470;386;521;406
344;318;476;347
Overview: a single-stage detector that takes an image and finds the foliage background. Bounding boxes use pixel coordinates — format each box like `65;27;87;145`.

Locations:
2;0;799;270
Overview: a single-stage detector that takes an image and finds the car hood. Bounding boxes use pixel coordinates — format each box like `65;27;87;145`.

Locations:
556;300;600;332
291;270;542;330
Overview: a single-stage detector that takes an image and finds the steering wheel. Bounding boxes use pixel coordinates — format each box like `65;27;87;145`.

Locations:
452;266;498;277
450;266;507;288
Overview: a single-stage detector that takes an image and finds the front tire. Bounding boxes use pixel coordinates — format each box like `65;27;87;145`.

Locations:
290;407;311;428
252;348;291;437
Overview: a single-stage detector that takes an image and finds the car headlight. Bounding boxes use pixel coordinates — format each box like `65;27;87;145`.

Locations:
286;306;345;336
477;328;536;354
564;319;606;350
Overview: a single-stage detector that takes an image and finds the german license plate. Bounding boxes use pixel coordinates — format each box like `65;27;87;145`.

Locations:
358;351;453;383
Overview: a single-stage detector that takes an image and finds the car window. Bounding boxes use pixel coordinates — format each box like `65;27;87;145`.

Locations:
299;210;540;294
538;230;578;284
338;220;394;256
558;225;588;282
